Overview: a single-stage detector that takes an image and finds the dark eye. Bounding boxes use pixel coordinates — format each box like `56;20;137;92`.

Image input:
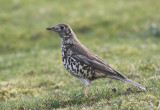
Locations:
60;26;64;30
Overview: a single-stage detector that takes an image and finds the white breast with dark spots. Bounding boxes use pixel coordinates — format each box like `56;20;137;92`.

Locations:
62;56;93;79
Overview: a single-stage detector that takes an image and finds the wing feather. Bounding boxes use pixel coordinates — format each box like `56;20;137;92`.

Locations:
70;43;119;76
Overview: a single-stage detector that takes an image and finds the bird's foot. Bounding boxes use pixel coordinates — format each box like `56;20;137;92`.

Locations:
75;93;83;98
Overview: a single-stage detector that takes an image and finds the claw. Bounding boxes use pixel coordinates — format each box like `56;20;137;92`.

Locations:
75;93;83;98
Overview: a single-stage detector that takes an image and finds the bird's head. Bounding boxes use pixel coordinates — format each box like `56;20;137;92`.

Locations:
47;23;72;38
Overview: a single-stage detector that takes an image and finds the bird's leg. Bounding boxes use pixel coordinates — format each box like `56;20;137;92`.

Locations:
80;78;91;96
84;86;89;96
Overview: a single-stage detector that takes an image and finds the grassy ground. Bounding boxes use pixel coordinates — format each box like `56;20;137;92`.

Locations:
0;0;160;109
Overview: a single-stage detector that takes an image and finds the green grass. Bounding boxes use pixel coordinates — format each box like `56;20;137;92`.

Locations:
0;0;160;109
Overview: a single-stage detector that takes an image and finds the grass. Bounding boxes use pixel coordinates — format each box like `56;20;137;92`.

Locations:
0;0;160;109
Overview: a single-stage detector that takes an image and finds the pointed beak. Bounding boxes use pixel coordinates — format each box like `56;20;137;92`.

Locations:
46;26;56;31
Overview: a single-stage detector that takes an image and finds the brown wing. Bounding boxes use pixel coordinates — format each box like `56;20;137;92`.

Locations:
70;43;124;77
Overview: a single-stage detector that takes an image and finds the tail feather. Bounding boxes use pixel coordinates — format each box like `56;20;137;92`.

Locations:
110;70;146;90
124;78;146;90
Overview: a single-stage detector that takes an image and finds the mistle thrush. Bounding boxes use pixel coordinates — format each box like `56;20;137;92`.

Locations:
46;23;146;96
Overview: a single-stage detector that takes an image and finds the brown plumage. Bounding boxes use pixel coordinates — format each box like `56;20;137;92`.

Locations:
46;23;146;96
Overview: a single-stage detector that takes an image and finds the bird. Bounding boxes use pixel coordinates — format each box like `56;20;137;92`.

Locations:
46;23;146;96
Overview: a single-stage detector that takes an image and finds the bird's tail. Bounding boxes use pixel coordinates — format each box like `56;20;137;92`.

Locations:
123;78;146;90
110;70;146;90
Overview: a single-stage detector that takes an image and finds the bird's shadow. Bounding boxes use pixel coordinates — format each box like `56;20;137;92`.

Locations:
43;88;145;109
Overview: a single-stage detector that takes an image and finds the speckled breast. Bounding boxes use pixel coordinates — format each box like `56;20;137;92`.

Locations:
62;56;94;79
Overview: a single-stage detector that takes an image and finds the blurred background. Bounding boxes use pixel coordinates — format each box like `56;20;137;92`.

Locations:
0;0;160;53
0;0;160;109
